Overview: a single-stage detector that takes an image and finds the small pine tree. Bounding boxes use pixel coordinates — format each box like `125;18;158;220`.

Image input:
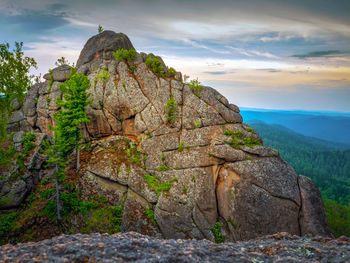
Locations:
98;25;104;34
41;135;67;222
41;69;91;221
55;57;69;67
55;69;91;171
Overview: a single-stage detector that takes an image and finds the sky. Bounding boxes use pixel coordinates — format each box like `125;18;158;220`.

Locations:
1;0;350;112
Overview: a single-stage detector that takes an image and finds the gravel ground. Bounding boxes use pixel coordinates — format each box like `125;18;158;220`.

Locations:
0;232;349;263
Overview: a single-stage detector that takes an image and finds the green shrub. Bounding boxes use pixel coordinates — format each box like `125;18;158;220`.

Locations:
161;153;166;161
211;222;224;243
144;174;177;196
246;126;253;132
226;218;236;228
188;78;203;97
144;209;157;225
224;128;261;148
177;142;185;152
0;212;19;244
194;120;201;128
21;132;36;155
165;95;176;123
158;164;170;171
113;49;136;61
125;143;143;166
0;145;16;167
82;205;123;234
94;67;110;90
145;56;166;77
168;67;176;77
129;65;136;72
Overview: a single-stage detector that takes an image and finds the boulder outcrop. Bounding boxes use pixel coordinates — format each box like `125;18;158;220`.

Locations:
1;31;332;242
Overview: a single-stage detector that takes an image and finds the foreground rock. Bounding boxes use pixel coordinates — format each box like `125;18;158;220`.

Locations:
0;232;349;263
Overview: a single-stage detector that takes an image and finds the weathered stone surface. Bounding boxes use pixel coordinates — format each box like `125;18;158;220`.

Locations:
192;166;219;241
134;63;159;101
180;125;224;147
7;110;24;124
209;144;247;161
183;86;225;129
80;171;128;206
23;83;40;117
0;132;48;209
11;98;21;111
155;167;216;240
227;157;301;205
76;31;135;69
199;86;243;123
13;131;24;143
162;146;223;169
85;107;112;137
135;103;163;133
43;64;71;82
298;175;333;237
103;108;122;133
0;179;28;209
233;182;300;240
127;166;158;203
240;145;279;157
121;189;161;237
140;133;179;153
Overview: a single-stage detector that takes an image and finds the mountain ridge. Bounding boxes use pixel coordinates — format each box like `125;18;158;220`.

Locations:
0;30;332;245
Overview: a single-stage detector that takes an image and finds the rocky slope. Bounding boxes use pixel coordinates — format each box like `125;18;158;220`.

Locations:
0;30;331;243
1;232;349;263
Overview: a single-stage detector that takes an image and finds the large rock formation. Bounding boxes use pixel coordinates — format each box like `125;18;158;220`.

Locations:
1;30;332;241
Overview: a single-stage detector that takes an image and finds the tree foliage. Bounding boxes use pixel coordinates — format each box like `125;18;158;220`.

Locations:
324;199;350;237
42;69;91;221
0;42;37;141
55;69;91;157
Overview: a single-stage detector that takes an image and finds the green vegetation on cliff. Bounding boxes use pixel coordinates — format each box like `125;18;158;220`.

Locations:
113;48;136;61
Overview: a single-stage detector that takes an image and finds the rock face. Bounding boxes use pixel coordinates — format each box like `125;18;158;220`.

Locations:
1;31;331;241
76;30;135;74
0;132;47;209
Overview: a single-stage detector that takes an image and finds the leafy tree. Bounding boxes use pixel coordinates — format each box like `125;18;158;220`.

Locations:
0;42;36;141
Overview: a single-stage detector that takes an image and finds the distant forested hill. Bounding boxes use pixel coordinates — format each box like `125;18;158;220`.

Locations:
241;110;350;146
248;120;350;237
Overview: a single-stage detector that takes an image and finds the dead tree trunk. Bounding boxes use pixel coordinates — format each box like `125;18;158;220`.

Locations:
76;133;80;172
54;164;62;222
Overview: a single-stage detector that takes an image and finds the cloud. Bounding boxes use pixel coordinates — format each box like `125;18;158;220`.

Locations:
291;50;350;59
181;39;230;54
226;46;279;59
256;68;282;73
203;71;228;75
